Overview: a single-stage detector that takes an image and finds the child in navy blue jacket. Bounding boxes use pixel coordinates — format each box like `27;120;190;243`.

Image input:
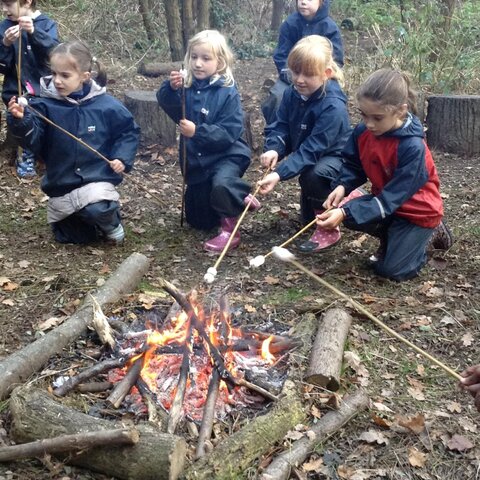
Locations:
317;69;453;281
157;30;256;253
258;35;352;252
7;41;140;245
0;0;59;177
262;0;344;126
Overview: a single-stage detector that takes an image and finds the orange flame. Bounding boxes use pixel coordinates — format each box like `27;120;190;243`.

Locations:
261;336;275;365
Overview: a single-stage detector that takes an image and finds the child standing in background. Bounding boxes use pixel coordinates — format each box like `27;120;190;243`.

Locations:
7;41;140;245
262;0;344;126
157;29;257;253
0;0;58;177
317;69;453;281
258;35;352;252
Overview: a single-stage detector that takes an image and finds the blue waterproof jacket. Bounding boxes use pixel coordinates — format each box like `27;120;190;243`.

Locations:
273;0;344;83
8;77;140;197
264;79;351;181
157;76;250;185
0;13;58;105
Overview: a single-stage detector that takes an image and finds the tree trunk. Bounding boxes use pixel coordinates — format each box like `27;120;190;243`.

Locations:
0;253;150;400
124;90;177;147
138;0;156;42
10;387;187;480
164;0;185;60
260;389;370;480
426;95;480;156
270;0;284;32
196;0;210;31
182;0;194;48
304;308;352;391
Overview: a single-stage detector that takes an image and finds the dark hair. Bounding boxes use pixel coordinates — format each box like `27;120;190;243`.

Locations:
50;41;107;87
357;68;418;115
3;0;37;9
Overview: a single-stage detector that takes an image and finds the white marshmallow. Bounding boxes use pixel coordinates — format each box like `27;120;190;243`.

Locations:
249;255;265;268
17;97;28;107
203;267;217;284
271;246;296;262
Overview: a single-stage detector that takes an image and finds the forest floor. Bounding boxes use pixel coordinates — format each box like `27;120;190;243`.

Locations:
0;43;479;480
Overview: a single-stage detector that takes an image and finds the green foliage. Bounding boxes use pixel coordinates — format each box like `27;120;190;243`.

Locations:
332;0;480;94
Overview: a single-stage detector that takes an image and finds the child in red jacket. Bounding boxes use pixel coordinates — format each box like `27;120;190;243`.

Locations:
316;69;453;281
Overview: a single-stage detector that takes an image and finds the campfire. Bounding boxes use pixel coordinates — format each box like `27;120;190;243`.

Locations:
106;290;294;425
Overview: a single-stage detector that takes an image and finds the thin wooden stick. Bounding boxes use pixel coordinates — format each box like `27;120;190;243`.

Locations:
278;254;462;381
180;63;187;227
0;428;139;462
20;102;165;206
213;167;271;270
107;354;145;408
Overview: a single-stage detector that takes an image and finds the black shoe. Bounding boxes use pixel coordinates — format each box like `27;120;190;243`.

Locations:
428;220;454;252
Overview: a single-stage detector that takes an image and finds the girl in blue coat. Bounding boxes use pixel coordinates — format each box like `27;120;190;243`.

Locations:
7;40;140;245
0;0;59;177
157;30;256;252
258;35;353;252
262;0;344;126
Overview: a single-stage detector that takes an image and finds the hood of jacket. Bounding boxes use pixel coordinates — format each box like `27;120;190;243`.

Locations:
40;76;106;104
382;113;425;139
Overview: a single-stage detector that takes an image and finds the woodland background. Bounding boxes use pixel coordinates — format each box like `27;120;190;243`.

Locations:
0;0;479;479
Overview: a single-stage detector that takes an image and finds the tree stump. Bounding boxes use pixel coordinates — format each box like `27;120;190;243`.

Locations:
10;387;187;480
124;90;177;147
304;308;352;391
426;95;480;156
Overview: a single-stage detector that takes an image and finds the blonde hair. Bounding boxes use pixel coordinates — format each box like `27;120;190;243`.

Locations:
287;35;344;87
357;68;418;115
184;30;234;87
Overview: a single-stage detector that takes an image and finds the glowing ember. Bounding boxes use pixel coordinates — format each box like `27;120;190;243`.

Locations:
109;299;285;421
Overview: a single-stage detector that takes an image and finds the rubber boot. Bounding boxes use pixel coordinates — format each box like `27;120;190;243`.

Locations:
244;194;261;212
204;217;240;252
427;220;454;253
338;187;367;207
298;209;341;253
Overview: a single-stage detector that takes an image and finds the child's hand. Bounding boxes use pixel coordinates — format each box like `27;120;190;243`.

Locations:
323;185;346;209
3;25;20;46
18;16;34;34
257;172;280;195
316;208;345;229
109;159;125;174
179;119;195;138
459;365;480;411
259;150;279;169
8;96;24;119
169;70;184;90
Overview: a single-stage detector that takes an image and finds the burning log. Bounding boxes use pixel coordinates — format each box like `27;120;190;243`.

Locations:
10;386;187;480
260;388;370;480
304;308;353;391
195;367;220;459
184;380;305;480
53;357;129;397
136;378;168;427
167;313;195;434
183;313;319;479
0;252;150;400
158;278;279;402
107;354;145;408
0;428;138;462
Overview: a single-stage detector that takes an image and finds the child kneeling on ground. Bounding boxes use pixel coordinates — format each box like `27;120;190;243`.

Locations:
7;41;140;244
157;30;258;252
316;68;453;281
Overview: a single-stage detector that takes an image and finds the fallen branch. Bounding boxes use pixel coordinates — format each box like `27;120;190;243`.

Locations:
0;428;138;462
260;388;370;480
10;386;186;480
0;252;151;400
